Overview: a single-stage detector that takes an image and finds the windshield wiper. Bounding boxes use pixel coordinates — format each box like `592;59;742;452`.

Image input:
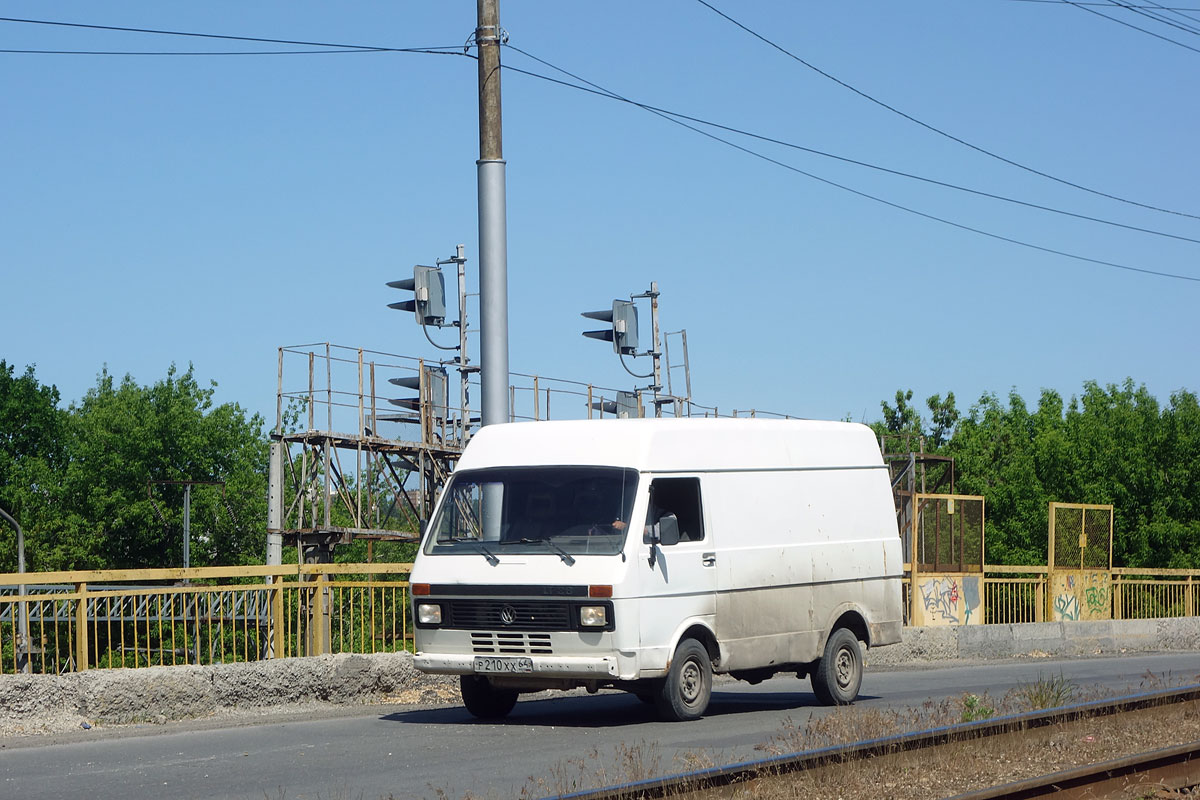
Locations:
442;537;500;564
476;542;499;566
503;538;576;566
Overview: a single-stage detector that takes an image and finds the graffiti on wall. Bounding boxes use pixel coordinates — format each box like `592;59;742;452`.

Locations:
1050;570;1111;621
918;574;983;626
1084;580;1111;616
1054;591;1080;621
962;577;981;624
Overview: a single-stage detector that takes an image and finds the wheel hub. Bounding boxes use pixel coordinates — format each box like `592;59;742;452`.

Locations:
680;659;702;704
835;649;854;688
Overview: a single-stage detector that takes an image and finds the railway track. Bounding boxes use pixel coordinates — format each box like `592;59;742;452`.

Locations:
552;684;1200;800
948;739;1200;799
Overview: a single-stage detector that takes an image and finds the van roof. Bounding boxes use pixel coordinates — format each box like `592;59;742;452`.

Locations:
455;418;885;473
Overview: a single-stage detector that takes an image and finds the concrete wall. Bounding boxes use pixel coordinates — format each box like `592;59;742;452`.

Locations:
0;653;457;736
868;616;1200;666
2;618;1197;736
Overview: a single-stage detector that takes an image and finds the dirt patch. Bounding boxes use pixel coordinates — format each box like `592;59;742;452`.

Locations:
0;652;457;737
510;677;1200;800
742;700;1200;799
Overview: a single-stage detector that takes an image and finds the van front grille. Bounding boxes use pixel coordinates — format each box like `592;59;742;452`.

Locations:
470;632;554;655
446;599;572;631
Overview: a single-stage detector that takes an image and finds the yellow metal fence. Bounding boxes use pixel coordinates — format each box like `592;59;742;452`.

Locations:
984;565;1048;624
903;565;1198;626
5;562;1199;674
1113;568;1197;619
0;563;412;675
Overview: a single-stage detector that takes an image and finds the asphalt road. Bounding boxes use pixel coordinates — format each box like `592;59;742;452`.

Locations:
3;652;1198;800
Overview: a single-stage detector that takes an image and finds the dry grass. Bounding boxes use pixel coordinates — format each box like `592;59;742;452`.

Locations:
479;671;1200;800
516;741;666;799
743;700;1200;799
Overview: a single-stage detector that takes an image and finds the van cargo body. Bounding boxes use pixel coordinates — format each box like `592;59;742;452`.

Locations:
411;418;903;721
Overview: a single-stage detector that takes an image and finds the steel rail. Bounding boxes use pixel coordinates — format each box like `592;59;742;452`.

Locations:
946;739;1200;799
550;684;1200;800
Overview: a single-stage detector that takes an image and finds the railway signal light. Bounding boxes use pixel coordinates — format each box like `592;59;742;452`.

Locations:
383;366;449;422
590;390;642;419
387;265;447;327
582;300;638;355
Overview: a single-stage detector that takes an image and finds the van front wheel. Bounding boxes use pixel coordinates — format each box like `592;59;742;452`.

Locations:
656;639;712;721
810;628;862;705
460;675;518;719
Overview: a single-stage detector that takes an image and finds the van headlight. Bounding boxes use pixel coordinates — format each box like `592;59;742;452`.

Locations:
417;603;443;625
579;605;607;627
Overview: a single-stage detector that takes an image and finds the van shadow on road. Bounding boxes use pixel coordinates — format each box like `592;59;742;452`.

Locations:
379;688;880;729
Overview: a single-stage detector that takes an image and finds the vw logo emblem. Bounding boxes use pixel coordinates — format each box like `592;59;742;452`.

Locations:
499;605;517;626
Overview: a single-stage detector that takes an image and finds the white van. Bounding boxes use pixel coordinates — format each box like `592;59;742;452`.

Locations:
410;418;903;721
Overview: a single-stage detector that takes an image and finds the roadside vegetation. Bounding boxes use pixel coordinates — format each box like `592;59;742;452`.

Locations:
874;382;1200;569
0;360;416;573
499;672;1200;800
1;359;1198;572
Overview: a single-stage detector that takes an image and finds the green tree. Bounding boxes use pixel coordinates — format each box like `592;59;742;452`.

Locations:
905;379;1200;569
1060;380;1200;568
880;389;922;435
0;361;67;571
926;391;959;449
1152;390;1200;566
55;364;269;570
946;390;1047;564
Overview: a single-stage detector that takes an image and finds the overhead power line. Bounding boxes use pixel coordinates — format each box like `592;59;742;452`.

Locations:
1143;0;1200;26
690;0;1200;222
0;16;466;56
1144;0;1200;24
1109;0;1200;35
504;45;1200;248
1007;0;1200;38
0;48;396;56
5;15;1195;281
501;48;1200;284
1060;0;1200;50
1004;0;1200;7
9;15;1190;246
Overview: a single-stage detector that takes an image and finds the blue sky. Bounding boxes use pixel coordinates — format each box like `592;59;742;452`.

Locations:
2;1;1197;430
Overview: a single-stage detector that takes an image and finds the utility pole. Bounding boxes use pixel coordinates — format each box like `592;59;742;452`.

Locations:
0;506;29;673
438;243;473;444
648;281;664;417
148;479;225;576
476;0;509;428
183;483;192;570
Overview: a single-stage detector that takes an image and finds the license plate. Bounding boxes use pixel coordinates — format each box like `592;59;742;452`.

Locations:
474;656;533;674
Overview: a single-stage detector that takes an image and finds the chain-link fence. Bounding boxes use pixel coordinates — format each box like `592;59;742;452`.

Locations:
1049;502;1113;570
1047;503;1114;621
911;494;985;573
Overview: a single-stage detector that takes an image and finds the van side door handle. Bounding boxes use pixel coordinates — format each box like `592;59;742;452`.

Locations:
702;552;716;567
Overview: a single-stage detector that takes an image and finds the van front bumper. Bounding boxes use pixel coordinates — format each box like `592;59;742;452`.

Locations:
414;652;620;678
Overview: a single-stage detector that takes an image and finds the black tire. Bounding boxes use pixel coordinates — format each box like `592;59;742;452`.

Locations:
655;639;712;721
459;675;519;720
810;628;863;705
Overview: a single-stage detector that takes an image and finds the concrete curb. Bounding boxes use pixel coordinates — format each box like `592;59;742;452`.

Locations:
0;652;458;735
2;619;1196;735
867;616;1200;666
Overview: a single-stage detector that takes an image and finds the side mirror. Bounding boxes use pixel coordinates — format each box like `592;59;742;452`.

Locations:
656;513;681;546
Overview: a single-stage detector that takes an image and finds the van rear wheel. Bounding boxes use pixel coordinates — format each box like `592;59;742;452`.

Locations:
810;628;862;705
460;675;518;719
656;638;712;721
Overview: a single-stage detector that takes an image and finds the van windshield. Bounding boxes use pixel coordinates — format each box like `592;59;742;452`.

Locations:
424;466;639;557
